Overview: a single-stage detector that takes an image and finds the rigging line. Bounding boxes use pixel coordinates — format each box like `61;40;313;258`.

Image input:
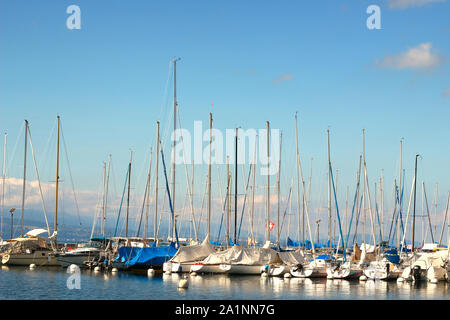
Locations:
136;149;153;237
37;121;56;174
345;156;362;249
5;122;25;176
113;165;129;237
217;174;231;245
351;194;364;247
160;148;179;247
89;163;105;240
59;121;82;226
177;109;198;240
279;184;293;237
330;163;346;261
237;163;252;241
345;178;360;249
89;172;103;241
399;173;416;255
196;175;208;238
26;125;52;244
422;182;435;243
387;184;399;246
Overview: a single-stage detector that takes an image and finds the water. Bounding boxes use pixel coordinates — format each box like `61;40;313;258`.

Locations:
0;266;449;300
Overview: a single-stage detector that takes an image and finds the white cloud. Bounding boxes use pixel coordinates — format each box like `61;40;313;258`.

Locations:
273;73;293;84
376;42;444;70
388;0;447;9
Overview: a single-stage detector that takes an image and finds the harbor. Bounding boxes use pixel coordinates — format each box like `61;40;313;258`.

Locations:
0;1;449;304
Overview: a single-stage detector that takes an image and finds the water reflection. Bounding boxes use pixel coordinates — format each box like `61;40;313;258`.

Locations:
1;266;449;300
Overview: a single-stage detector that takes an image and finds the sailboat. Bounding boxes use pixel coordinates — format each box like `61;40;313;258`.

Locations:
2;118;61;266
55;158;111;268
164;113;216;273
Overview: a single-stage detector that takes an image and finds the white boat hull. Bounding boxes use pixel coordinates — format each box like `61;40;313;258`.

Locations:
427;266;447;282
163;262;193;273
268;265;289;277
55;253;99;268
190;264;228;274
327;266;363;279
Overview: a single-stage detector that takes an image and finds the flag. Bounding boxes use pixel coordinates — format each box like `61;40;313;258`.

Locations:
269;221;275;231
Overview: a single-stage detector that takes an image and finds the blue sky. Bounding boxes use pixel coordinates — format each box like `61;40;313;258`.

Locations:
0;0;449;242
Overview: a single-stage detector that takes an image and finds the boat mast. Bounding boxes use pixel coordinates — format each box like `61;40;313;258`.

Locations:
295;113;301;248
327;129;332;247
54;115;61;246
380;171;384;242
125;150;132;237
234;127;238;245
412;154;419;254
172;58;180;242
208;113;212;238
266;121;270;243
1;133;6;239
226;155;230;247
21;120;28;237
250;136;257;246
101;161;106;238
277;132;282;248
398;139;403;249
154;121;160;242
362;129;366;246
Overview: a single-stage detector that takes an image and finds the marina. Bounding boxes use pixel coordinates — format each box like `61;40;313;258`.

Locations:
0;1;449;306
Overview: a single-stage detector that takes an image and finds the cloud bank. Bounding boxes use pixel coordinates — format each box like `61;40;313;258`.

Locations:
375;42;444;70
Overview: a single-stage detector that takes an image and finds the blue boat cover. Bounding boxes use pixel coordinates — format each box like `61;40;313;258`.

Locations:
114;246;140;263
316;254;334;260
385;253;400;264
124;242;177;267
287;237;319;250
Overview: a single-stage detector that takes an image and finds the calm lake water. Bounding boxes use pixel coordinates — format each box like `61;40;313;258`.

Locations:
0;265;449;300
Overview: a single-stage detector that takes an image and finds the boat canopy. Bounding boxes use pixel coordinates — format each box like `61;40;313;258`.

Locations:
170;236;215;263
125;242;177;267
201;245;281;266
114;246;140;263
25;229;48;237
278;249;305;265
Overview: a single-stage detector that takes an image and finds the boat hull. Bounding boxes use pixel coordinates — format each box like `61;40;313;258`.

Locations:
222;264;262;275
327;266;363;279
1;251;59;266
55;253;99;268
190;264;228;274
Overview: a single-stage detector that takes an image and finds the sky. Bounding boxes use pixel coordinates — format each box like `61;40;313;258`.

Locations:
0;0;449;244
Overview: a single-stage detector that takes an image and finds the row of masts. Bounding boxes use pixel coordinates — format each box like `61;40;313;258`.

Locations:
0;60;448;253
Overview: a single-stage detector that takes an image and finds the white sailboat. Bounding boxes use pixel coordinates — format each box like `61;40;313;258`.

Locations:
2;119;59;266
1;228;58;266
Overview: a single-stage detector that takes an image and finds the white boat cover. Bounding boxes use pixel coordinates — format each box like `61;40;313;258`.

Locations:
170;236;216;263
360;243;376;253
201;245;281;266
278;250;305;265
25;229;48;237
414;250;449;268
